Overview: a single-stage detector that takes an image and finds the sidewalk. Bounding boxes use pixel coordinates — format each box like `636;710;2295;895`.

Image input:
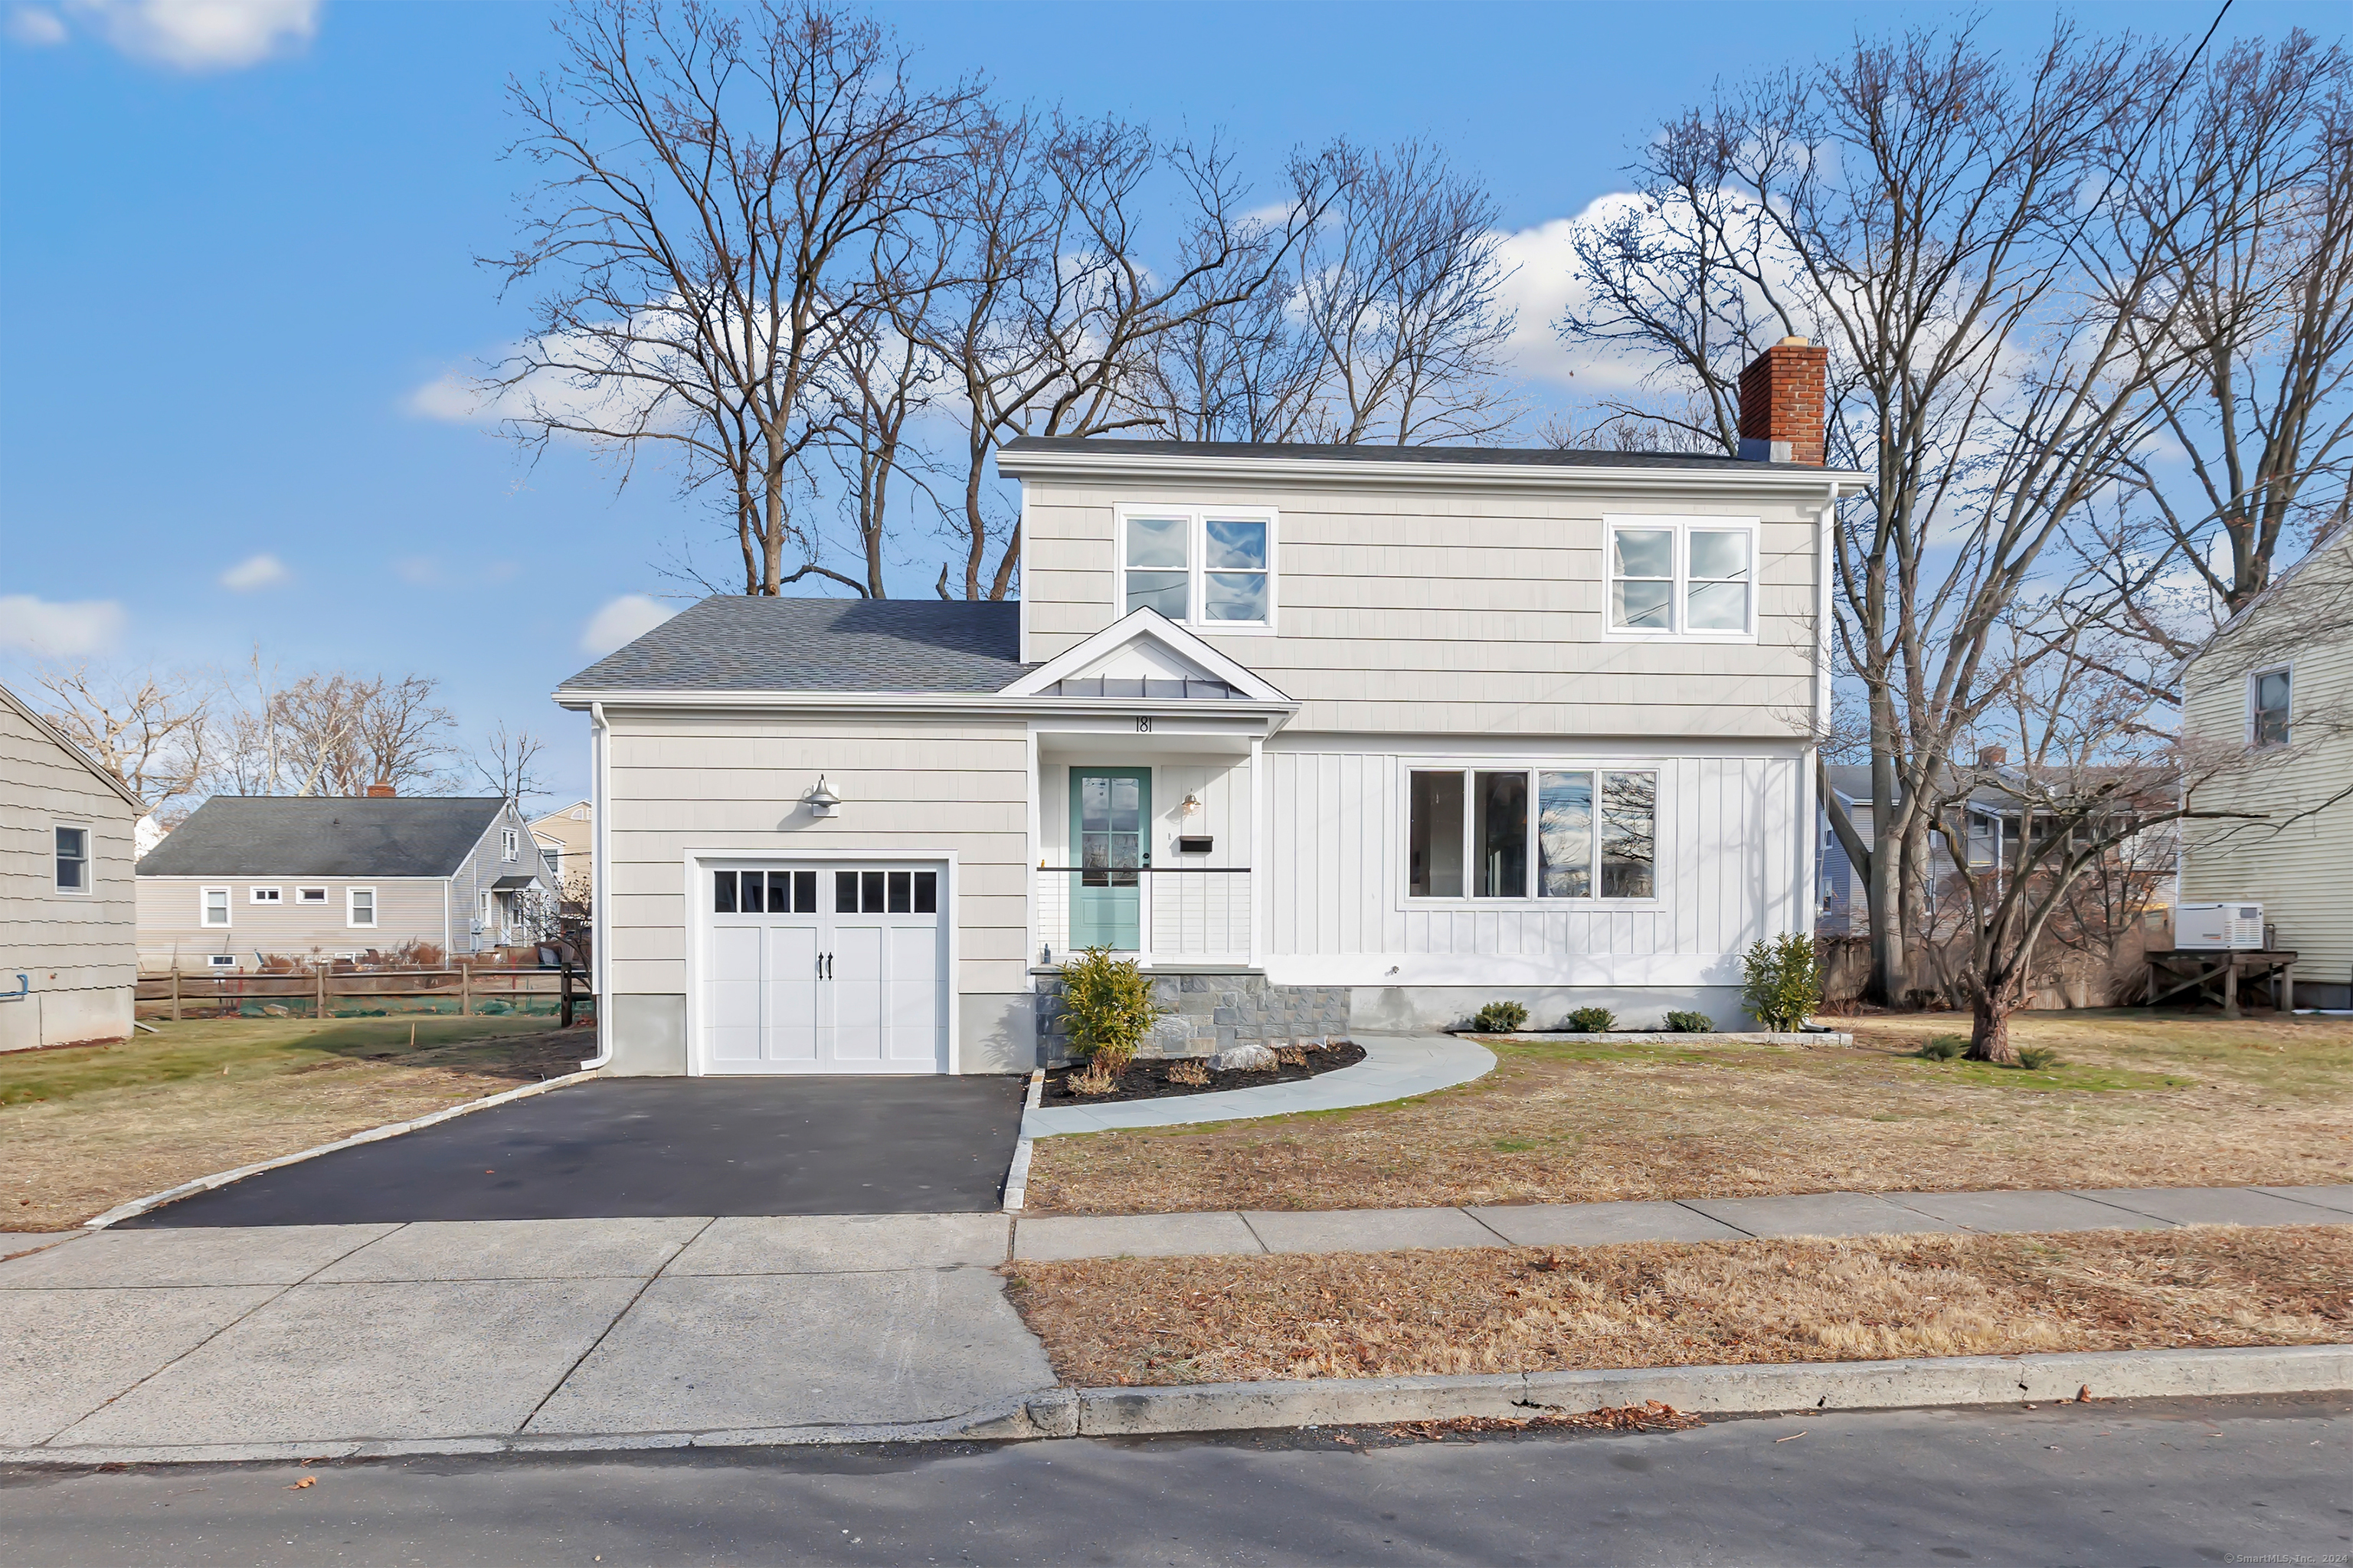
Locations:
1019;1033;1495;1138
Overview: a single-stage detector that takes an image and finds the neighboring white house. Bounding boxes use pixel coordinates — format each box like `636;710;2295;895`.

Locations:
2179;523;2353;1009
1;681;143;1051
136;793;555;971
555;340;1870;1076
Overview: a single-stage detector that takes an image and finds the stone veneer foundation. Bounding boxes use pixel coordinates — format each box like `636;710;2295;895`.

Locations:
1034;971;1350;1067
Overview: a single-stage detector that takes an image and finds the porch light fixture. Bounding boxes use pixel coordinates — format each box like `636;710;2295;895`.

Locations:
1180;791;1202;817
807;776;841;819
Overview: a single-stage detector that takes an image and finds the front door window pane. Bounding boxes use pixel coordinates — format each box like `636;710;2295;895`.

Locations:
1600;772;1658;899
1408;771;1464;898
1611;528;1675;630
1126;516;1190;618
1079;774;1143;889
1474;771;1528;898
1536;771;1593;898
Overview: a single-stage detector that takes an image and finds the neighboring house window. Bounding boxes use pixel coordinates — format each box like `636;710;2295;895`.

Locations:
1119;509;1275;630
1408;768;1658;900
297;886;328;904
53;825;89;893
348;887;377;928
2251;666;2291;747
208;954;237;970
501;828;519;861
569;805;587;820
1606;519;1757;637
537;841;561;878
250;885;282;905
201;886;231;927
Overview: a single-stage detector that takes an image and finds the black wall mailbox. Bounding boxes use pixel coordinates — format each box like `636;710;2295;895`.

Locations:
1176;834;1214;855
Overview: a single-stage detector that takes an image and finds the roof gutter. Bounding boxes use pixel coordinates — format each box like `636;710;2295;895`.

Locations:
995;445;1872;497
549;689;1302;725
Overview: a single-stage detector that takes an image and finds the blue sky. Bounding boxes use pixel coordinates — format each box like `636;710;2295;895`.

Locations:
2;0;2338;801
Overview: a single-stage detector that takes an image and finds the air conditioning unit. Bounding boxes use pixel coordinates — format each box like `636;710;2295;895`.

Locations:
2175;902;2265;951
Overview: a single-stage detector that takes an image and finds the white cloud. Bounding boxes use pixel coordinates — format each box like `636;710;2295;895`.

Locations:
404;370;483;423
1491;195;1676;394
580;594;677;656
0;594;124;657
6;6;67;44
218;551;289;591
63;0;318;70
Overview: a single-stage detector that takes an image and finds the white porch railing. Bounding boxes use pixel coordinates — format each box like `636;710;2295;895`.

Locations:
1033;865;1253;967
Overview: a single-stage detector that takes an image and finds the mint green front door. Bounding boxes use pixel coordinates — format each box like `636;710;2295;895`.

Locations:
1071;769;1149;951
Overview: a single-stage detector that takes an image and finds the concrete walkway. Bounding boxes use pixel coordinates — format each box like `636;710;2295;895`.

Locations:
1009;1183;2353;1260
1;1214;1052;1462
1020;1033;1494;1138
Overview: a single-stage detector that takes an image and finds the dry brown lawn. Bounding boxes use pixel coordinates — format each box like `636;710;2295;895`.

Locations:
1;1015;590;1230
1023;1011;2353;1215
1007;1224;2353;1387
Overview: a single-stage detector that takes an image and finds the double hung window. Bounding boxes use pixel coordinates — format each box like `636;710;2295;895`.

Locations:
1120;509;1274;629
1607;519;1757;637
1409;767;1658;901
2251;667;2291;747
348;887;377;928
53;826;89;893
201;886;231;927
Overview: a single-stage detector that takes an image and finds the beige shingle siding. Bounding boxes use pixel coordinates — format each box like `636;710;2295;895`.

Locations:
601;710;1029;999
136;876;452;970
1024;479;1824;738
0;692;139;1048
2181;620;2353;987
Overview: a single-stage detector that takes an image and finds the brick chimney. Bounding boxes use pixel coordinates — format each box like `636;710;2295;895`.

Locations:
1976;747;2008;768
365;781;396;798
1738;336;1828;466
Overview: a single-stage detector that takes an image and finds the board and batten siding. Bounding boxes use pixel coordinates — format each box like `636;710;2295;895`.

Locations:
2180;610;2353;996
601;710;1032;1002
1;692;139;1049
136;877;452;971
1262;741;1809;987
1023;476;1828;738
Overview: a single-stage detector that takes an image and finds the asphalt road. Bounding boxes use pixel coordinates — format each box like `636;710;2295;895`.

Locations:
119;1076;1029;1225
3;1396;2345;1565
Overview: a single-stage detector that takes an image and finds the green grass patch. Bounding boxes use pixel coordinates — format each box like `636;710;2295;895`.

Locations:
0;1015;565;1108
1894;1056;2194;1093
1491;1138;1538;1152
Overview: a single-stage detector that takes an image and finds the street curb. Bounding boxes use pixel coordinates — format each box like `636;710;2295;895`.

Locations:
1001;1069;1045;1213
3;1346;2342;1468
82;1068;604;1229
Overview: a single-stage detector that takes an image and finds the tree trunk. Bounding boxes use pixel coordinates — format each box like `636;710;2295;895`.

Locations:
1967;990;2018;1064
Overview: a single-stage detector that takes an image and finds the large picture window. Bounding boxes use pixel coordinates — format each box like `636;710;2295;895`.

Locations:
1606;519;1757;638
1409;767;1658;901
1119;509;1275;630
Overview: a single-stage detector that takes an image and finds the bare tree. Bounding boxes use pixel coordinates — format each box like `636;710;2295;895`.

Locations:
490;0;981;596
34;665;213;819
1561;24;2221;1005
473;721;552;808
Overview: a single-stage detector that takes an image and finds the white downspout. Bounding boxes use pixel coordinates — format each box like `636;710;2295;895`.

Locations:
579;702;614;1070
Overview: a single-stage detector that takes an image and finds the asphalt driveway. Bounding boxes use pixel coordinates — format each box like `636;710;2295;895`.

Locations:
119;1076;1029;1226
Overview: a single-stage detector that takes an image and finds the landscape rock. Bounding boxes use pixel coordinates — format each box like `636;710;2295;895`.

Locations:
1212;1043;1277;1072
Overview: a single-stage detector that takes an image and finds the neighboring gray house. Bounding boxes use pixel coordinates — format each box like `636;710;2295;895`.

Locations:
555;341;1868;1077
1815;764;2023;938
136;795;553;972
1;681;143;1052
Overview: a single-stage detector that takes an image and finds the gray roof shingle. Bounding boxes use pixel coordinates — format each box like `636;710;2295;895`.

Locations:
556;596;1026;696
137;797;508;878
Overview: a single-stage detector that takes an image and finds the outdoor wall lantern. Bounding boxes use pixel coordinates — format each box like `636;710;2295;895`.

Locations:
807;776;842;819
1180;791;1202;817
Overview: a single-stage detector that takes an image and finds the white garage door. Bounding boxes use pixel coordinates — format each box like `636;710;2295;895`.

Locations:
699;865;947;1074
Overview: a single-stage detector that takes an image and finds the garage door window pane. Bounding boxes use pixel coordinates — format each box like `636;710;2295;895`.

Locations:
888;870;912;912
861;870;885;912
713;870;738;913
914;871;937;913
794;870;817;912
836;871;859;912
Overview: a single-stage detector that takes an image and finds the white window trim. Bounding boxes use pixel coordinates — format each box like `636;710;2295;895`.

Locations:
296;885;329;904
51;821;91;896
346;885;378;928
1396;758;1666;908
1602;516;1761;643
200;885;232;928
249;885;283;905
2247;662;2292;748
1114;505;1278;636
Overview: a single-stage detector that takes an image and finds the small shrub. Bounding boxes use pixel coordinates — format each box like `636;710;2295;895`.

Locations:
478;1000;512;1016
1470;1000;1530;1033
2014;1045;2060;1071
1276;1046;1308;1067
1741;933;1824;1033
1919;1034;1967;1061
1069;1062;1119;1095
1166;1058;1211;1087
1565;1005;1617;1033
1664;1010;1715;1033
1058;948;1165;1072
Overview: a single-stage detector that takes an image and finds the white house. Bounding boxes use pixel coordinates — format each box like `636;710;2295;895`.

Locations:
557;340;1869;1075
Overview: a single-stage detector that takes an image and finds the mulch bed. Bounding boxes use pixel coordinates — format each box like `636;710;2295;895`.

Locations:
1043;1041;1364;1105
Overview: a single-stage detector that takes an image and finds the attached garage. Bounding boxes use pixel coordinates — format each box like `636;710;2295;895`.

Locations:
693;859;950;1075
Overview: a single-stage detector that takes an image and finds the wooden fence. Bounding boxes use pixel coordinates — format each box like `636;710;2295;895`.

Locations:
134;967;593;1026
